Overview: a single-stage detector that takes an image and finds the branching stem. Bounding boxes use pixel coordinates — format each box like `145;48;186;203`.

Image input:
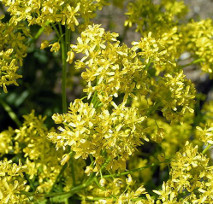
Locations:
0;98;21;127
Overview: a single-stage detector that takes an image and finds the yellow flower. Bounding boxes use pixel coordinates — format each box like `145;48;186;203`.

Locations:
66;51;75;64
49;42;60;52
40;40;49;49
0;19;28;92
49;99;147;171
0;160;30;203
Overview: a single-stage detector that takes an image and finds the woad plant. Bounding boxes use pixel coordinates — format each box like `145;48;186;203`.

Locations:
0;0;213;203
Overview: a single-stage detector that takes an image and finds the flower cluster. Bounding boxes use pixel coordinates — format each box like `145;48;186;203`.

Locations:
0;127;14;155
182;19;213;75
81;173;151;204
0;17;28;92
0;160;29;203
72;25;148;105
132;28;182;74
49;99;147;171
0;0;213;203
151;71;195;122
154;142;213;203
72;25;196;123
1;0;107;30
195;101;213;145
14;111;63;193
125;0;187;35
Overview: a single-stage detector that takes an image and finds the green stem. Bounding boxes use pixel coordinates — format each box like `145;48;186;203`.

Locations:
103;163;155;178
0;98;21;127
25;174;36;192
49;150;75;193
202;144;211;154
49;179;93;198
94;177;105;191
65;27;71;49
70;152;76;186
91;91;102;108
28;21;50;44
59;24;67;113
59;25;71;113
45;170;96;199
21;158;111;203
89;155;94;163
22;157;111;201
34;27;45;40
180;58;204;68
51;23;61;38
49;163;68;193
21;180;92;200
91;91;97;104
102;159;170;179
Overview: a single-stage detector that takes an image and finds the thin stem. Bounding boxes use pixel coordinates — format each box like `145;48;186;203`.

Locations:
25;174;36;192
155;119;160;129
180;58;204;68
94;177;105;191
0;98;21;127
22;182;91;199
102;159;170;179
34;27;45;40
103;163;155;178
91;91;97;104
51;23;61;38
22;178;91;200
49;163;68;193
46;170;96;199
28;21;50;44
65;26;71;48
91;91;101;108
70;152;76;186
59;24;67;113
202;144;211;154
89;155;94;163
21;157;111;201
98;157;111;174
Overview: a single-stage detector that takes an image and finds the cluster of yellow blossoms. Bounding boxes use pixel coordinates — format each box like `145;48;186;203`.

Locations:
49;99;147;171
1;0;107;30
0;160;29;203
183;19;213;75
0;0;213;203
154;142;213;203
0;17;28;93
125;0;188;35
72;24;148;105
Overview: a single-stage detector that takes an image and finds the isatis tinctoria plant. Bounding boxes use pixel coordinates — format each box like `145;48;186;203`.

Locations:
0;0;213;203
